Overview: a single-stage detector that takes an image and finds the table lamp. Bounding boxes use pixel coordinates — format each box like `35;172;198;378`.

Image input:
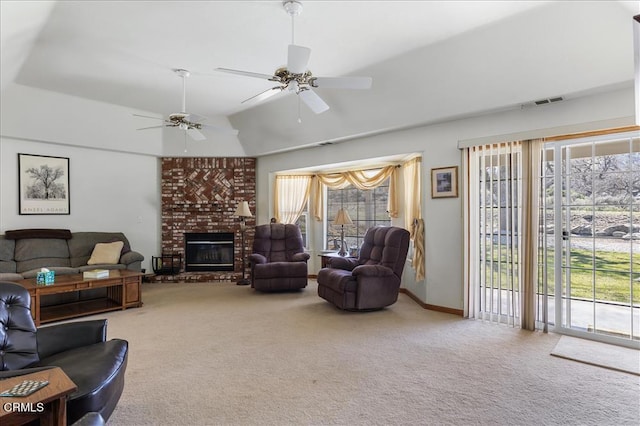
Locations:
333;208;353;256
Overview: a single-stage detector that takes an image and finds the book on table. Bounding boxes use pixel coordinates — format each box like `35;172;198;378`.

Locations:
83;269;110;279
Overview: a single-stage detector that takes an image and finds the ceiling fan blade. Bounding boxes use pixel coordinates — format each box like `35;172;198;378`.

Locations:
299;89;329;114
200;123;240;136
287;45;311;74
311;76;373;90
184;113;207;123
186;128;206;141
215;68;275;80
242;86;284;104
133;113;164;121
136;125;165;131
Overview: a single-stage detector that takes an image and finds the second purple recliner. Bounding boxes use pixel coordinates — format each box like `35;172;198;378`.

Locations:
317;226;410;310
249;223;310;291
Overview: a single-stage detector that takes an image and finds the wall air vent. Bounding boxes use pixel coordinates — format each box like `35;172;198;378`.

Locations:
534;96;564;106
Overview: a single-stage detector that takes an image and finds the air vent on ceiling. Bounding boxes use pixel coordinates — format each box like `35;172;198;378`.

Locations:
534;96;564;106
318;141;334;146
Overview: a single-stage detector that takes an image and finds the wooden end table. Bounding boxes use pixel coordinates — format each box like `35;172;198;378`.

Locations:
0;367;77;426
319;252;357;268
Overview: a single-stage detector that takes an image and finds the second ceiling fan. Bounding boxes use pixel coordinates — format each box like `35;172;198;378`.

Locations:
135;69;239;141
216;0;372;115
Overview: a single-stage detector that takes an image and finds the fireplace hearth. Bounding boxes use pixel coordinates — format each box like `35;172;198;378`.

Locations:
184;232;234;272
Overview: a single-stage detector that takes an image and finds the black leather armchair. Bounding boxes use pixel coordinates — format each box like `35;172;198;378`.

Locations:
317;226;410;310
0;281;128;424
248;223;310;291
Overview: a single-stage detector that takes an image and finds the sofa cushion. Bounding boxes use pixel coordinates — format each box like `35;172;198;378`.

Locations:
0;260;17;274
21;267;80;279
0;273;23;281
0;237;15;261
13;237;72;274
78;264;125;272
14;238;70;262
88;242;124;265
16;258;72;274
68;233;131;267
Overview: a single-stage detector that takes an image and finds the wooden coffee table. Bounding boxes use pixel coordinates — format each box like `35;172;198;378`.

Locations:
15;270;143;326
0;367;77;426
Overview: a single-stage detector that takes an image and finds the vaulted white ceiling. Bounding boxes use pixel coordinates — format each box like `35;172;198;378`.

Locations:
2;1;638;156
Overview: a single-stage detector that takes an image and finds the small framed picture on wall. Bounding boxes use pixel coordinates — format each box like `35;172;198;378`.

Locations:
18;153;70;215
431;166;458;198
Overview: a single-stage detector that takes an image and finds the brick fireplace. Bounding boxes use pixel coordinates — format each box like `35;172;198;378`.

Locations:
153;157;256;282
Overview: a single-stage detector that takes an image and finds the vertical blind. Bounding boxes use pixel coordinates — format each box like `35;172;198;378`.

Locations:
466;140;542;329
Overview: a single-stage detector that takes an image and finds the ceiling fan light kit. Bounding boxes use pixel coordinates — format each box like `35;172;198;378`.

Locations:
215;0;372;117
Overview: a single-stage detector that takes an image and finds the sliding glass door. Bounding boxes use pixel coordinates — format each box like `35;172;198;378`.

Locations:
541;131;639;348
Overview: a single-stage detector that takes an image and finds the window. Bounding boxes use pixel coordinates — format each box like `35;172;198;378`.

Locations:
326;178;391;252
295;211;308;248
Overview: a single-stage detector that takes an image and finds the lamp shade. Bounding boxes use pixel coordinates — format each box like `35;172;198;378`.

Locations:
233;201;253;218
333;208;353;225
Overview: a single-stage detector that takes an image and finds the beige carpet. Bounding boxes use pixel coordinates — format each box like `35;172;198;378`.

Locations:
88;280;639;425
551;335;640;376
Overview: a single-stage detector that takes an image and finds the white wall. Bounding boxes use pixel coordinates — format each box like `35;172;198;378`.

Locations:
256;87;636;311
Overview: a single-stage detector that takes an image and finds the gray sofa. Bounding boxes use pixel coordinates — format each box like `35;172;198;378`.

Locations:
0;229;144;282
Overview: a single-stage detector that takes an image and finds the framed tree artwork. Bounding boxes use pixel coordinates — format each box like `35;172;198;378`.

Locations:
431;166;458;198
18;153;70;215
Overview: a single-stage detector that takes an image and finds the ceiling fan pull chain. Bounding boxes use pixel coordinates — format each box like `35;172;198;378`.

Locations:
297;96;302;123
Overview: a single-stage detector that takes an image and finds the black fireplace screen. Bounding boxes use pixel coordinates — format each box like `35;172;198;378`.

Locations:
184;233;234;272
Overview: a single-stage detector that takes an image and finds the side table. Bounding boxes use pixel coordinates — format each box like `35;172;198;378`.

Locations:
319;252;357;268
0;367;77;426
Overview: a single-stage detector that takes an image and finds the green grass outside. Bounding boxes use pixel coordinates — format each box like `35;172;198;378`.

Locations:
483;245;640;305
555;248;639;305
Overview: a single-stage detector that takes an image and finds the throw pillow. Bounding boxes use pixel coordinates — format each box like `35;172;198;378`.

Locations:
87;241;124;265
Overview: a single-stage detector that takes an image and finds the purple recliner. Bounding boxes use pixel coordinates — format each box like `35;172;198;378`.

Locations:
317;226;410;310
249;223;310;291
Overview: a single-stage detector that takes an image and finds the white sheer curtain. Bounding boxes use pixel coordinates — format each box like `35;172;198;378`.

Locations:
465;140;542;330
274;175;312;224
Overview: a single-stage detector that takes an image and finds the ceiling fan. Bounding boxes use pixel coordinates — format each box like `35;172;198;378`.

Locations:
134;69;239;141
216;0;372;115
